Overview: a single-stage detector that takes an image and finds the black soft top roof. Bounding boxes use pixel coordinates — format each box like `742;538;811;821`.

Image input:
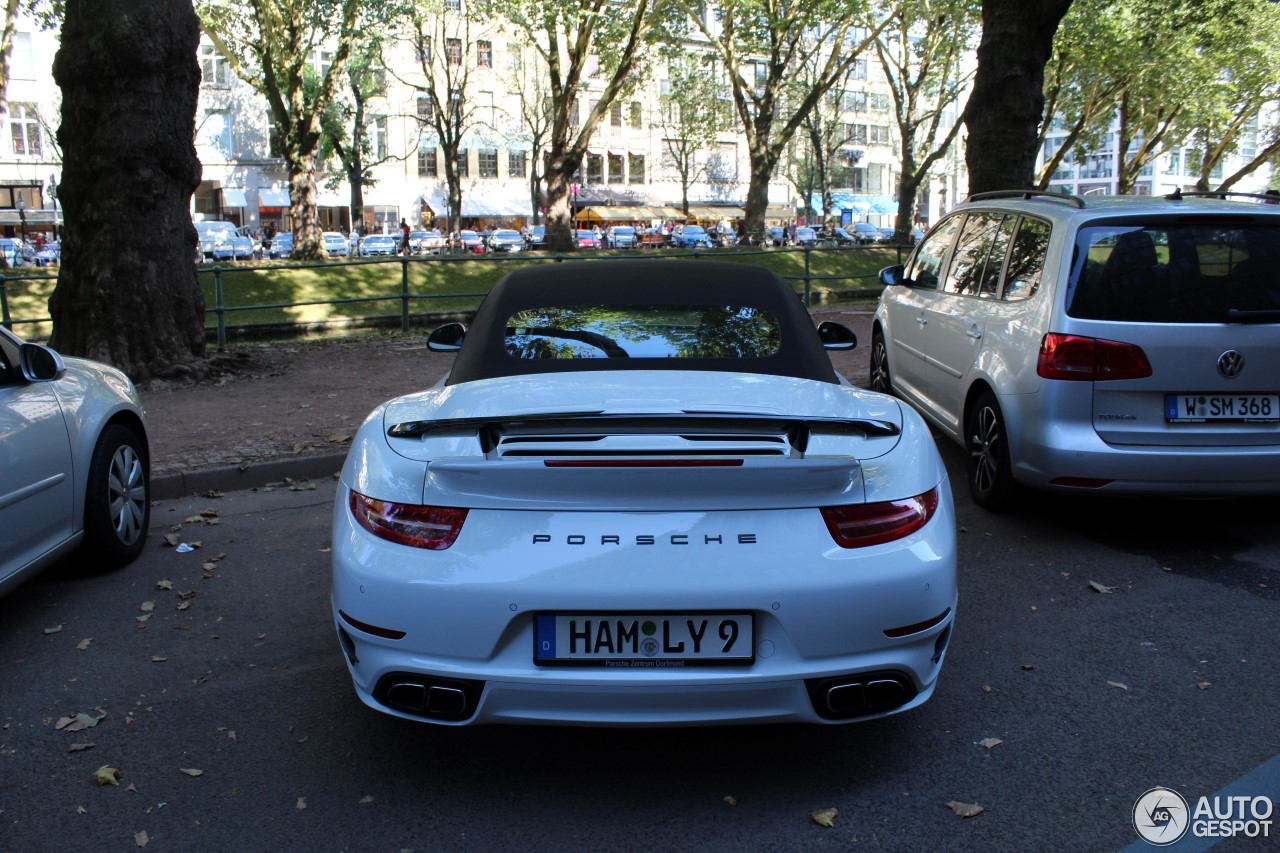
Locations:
445;260;837;385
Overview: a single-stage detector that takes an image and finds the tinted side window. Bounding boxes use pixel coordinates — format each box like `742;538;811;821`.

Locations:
1003;217;1051;301
943;213;1003;296
906;215;961;291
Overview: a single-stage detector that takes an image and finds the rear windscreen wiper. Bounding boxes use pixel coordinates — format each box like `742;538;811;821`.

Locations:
1225;308;1280;323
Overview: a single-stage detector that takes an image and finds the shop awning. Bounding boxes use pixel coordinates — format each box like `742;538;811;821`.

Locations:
686;205;745;220
221;188;248;208
764;204;792;219
258;187;290;208
0;208;62;225
423;192;532;218
581;206;651;222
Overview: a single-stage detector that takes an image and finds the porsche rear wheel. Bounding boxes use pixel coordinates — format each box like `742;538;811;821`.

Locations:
83;424;150;567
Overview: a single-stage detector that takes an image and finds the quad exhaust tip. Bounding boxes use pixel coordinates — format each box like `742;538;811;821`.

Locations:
806;672;916;720
374;673;484;722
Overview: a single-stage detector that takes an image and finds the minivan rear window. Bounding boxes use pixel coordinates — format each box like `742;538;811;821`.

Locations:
1067;222;1280;322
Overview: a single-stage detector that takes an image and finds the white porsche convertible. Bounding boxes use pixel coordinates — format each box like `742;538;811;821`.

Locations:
331;261;956;726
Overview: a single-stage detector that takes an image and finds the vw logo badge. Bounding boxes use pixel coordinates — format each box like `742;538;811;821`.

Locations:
1218;350;1245;378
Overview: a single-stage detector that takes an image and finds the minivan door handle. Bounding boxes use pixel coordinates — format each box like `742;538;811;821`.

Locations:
966;328;983;340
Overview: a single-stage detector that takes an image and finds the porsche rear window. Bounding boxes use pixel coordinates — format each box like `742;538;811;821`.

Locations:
1067;221;1280;322
504;305;781;360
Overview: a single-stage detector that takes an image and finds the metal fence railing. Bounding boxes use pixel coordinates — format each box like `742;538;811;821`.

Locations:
2;243;905;347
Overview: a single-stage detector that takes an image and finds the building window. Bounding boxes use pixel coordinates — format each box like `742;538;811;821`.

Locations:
371;116;388;160
586;153;603;183
628;153;645;184
9;103;42;156
446;39;462;66
869;92;891;112
202;107;230;155
417;96;434;124
848;59;868;81
869;125;890;145
200;42;230;87
509;149;527;178
446;0;460;10
842;91;867;113
477;41;492;68
415;37;432;65
9;32;34;80
419;147;438;177
506;46;523;74
713;142;737;181
309;48;334;77
608;152;624;184
456;148;469;177
611;102;623;128
479;148;499;178
569;100;580;127
630;101;642;129
843;123;868;145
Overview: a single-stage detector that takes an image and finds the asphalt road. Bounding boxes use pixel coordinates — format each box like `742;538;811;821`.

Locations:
2;443;1279;852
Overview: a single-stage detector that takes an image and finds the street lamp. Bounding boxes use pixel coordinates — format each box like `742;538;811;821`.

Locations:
47;175;58;240
570;184;580;228
15;194;26;265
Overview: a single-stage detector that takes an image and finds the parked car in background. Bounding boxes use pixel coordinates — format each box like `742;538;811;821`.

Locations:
879;227;900;243
606;226;637;249
457;230;486;253
793;227;819;247
575;229;602;249
358;234;399;256
1;326;150;598
524;225;546;249
268;233;293;259
673;225;713;249
850;223;884;244
873;189;1280;509
831;227;860;246
212;233;255;261
330;260;955;726
765;226;790;247
488;229;526;253
323;231;351;257
0;238;36;266
193;220;239;261
412;230;444;254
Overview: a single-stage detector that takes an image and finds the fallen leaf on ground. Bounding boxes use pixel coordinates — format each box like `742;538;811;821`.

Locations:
135;829;148;847
978;737;1002;749
163;533;180;547
139;601;155;613
1197;681;1211;690
1020;664;1035;671
179;768;203;777
296;797;307;810
359;795;374;804
155;580;172;591
980;684;993;693
946;801;984;818
77;638;92;651
43;624;63;635
722;795;737;806
199;508;219;518
328;434;351;443
125;783;138;793
811;808;838;827
1107;681;1128;691
94;766;121;786
68;742;95;753
177;600;191;611
151;656;167;663
1088;581;1118;594
57;713;100;732
77;805;86;814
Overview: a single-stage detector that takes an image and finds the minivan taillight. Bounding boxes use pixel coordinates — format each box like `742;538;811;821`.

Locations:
821;488;939;548
1037;333;1152;381
349;491;467;550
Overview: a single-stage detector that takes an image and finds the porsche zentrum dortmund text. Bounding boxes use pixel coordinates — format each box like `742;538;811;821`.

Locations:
531;534;758;545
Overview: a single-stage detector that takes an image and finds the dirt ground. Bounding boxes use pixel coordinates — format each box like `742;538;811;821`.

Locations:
140;308;875;477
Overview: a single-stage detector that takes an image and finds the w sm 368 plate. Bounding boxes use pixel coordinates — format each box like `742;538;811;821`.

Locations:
535;613;754;667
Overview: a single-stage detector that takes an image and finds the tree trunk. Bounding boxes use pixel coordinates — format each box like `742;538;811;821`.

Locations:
289;151;325;257
543;146;583;253
963;0;1074;194
741;153;776;243
48;0;204;381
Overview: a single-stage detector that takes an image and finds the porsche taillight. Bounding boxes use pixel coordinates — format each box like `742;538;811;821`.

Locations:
821;488;940;548
349;491;467;550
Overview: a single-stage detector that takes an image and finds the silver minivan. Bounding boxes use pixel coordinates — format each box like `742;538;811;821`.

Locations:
872;190;1280;508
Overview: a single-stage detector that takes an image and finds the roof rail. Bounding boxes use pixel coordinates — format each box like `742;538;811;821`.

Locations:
965;190;1087;209
1165;188;1280;204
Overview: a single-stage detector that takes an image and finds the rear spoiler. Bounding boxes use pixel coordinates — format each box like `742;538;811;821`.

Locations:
388;411;900;454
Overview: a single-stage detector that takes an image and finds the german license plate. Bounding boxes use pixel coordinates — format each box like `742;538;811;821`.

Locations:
1166;394;1279;423
534;613;753;667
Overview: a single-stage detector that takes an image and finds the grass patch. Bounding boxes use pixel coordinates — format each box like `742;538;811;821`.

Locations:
4;245;903;340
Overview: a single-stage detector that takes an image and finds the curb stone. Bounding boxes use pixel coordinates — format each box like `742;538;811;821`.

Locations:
151;452;347;501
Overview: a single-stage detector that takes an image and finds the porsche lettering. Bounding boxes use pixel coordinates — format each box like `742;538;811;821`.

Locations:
531;533;757;546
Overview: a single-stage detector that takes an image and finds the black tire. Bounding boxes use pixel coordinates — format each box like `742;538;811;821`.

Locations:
966;391;1018;510
82;424;150;568
869;331;892;395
